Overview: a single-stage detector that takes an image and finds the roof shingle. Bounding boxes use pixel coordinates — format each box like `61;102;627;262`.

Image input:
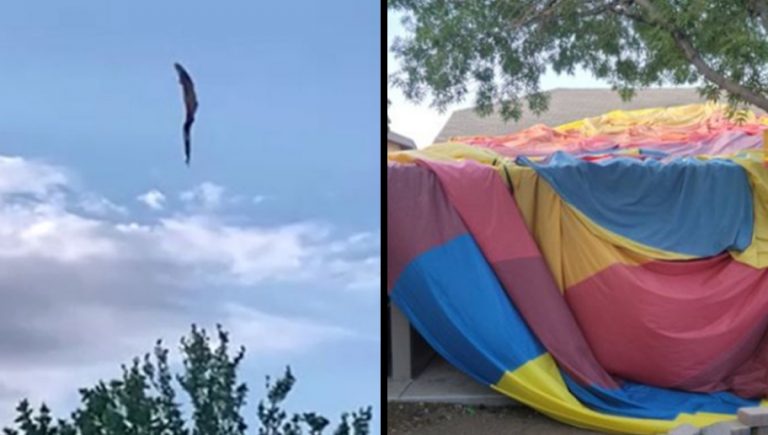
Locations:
388;131;417;149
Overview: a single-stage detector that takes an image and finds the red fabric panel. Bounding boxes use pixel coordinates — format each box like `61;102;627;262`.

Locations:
567;254;768;395
494;258;618;388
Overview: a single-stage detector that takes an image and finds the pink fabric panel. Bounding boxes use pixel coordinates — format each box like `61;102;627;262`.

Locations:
386;163;467;293
416;160;540;262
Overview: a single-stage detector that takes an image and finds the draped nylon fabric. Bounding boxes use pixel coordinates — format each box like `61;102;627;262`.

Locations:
387;104;768;433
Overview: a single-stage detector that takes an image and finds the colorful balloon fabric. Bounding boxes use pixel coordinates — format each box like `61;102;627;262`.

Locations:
387;103;768;433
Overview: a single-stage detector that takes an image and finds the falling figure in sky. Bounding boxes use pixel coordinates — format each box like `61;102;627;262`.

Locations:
174;62;198;166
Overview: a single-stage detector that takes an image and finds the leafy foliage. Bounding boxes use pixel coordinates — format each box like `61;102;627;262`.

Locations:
389;0;768;120
2;325;372;435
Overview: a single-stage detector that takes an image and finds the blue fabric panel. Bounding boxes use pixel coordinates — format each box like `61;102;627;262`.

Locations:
563;374;759;420
390;234;546;385
518;152;754;257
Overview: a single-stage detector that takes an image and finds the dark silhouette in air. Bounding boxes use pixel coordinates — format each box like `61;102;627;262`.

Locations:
174;63;198;166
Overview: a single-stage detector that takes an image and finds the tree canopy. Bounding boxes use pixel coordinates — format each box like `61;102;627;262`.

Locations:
388;0;768;120
1;325;372;435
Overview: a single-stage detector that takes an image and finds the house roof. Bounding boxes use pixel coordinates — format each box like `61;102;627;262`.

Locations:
433;87;747;143
387;130;417;150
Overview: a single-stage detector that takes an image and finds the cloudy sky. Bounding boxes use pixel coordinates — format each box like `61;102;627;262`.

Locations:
0;1;379;431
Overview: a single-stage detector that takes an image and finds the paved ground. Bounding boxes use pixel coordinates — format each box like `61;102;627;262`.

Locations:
387;402;603;435
388;357;516;405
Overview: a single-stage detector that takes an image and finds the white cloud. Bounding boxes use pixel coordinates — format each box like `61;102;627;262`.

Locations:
222;303;356;353
78;194;127;216
328;256;380;291
0;156;68;197
116;218;378;289
0;202;117;262
180;182;225;210
123;217;318;285
252;195;267;205
325;232;378;255
136;189;166;210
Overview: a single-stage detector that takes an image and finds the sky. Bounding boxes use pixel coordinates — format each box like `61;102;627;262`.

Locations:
0;1;380;432
388;10;611;148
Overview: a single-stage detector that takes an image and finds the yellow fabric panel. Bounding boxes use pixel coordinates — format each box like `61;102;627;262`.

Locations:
492;354;735;434
503;164;690;290
553;103;750;135
387;142;505;166
387;142;524;204
502;167;564;289
730;153;768;268
764;130;768;165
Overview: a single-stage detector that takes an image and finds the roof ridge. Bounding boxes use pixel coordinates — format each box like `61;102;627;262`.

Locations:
545;86;698;91
449;87;702;113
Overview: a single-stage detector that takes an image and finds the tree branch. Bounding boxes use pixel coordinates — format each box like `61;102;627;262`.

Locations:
748;0;768;33
622;0;768;110
514;0;618;28
510;0;561;28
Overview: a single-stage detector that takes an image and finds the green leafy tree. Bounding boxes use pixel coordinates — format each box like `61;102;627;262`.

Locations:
2;325;372;435
389;0;768;120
